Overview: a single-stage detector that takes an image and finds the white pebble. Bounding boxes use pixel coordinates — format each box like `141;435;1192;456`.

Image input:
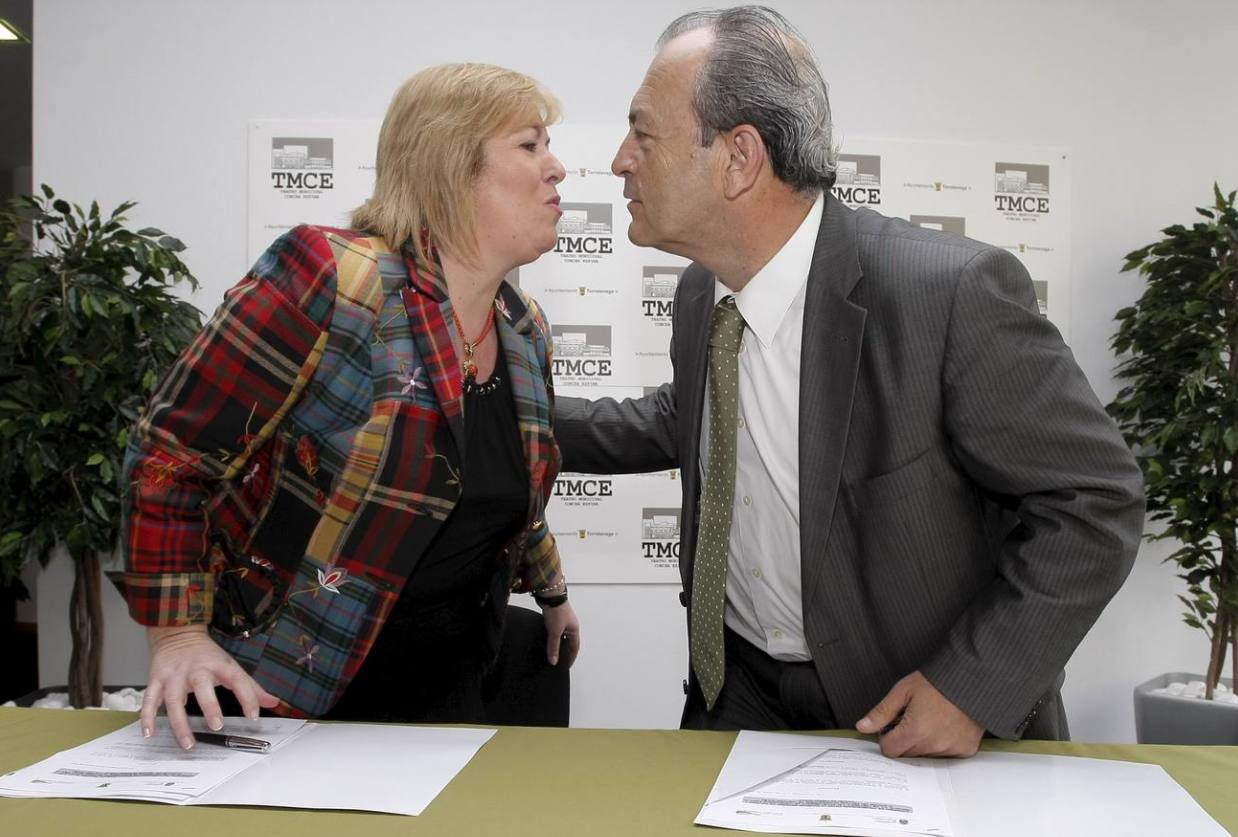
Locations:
23;689;146;712
101;688;145;712
31;692;71;709
1152;680;1238;704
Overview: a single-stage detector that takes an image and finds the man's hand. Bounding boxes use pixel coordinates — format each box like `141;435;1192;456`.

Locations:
541;600;581;667
856;671;984;758
142;625;280;749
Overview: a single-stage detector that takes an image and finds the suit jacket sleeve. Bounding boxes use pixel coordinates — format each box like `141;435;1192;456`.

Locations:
511;292;564;594
553;276;689;475
920;247;1145;738
115;226;335;626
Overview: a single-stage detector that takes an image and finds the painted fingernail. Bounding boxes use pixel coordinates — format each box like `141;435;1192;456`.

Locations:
247;709;259;720
209;718;223;731
180;737;194;750
142;726;152;738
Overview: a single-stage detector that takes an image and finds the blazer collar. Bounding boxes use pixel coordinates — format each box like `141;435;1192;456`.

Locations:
398;241;451;302
398;242;533;334
809;192;863;299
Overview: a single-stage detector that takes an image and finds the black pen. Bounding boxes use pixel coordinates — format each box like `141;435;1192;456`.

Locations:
192;731;271;753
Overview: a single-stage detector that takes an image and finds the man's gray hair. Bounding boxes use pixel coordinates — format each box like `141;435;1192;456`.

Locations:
658;5;838;192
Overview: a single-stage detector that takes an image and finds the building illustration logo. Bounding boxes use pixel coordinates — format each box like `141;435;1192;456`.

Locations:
832;154;882;207
270;137;335;192
641;507;681;564
551;324;613;380
555;202;614;262
641;265;682;321
910;215;966;236
994;162;1050;215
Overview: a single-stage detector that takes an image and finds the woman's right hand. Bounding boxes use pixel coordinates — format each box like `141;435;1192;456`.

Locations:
141;624;281;748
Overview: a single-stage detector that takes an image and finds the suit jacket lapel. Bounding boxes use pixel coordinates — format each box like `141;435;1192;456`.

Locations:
677;270;715;589
495;282;557;523
799;196;866;605
399;247;465;454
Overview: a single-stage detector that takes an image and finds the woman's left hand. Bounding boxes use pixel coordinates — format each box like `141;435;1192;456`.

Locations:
542;600;581;667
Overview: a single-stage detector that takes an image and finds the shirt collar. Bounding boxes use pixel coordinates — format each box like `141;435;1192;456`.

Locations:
714;191;824;350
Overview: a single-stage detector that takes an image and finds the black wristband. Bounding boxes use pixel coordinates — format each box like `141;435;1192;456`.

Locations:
535;592;569;608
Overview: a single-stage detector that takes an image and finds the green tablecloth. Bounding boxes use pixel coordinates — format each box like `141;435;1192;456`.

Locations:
2;707;1235;836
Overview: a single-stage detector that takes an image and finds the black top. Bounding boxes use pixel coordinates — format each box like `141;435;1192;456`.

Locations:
322;354;530;721
403;361;530;606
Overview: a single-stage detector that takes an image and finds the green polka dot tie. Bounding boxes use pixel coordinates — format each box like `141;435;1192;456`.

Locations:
691;296;746;710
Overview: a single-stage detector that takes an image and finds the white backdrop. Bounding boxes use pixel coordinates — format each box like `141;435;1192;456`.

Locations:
30;0;1238;740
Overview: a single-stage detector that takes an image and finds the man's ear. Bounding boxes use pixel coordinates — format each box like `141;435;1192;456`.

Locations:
721;124;765;199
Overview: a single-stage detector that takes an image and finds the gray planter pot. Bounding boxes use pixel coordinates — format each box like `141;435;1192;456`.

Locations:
1133;672;1238;744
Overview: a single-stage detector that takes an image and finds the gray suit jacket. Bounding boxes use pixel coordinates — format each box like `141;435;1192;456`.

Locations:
555;195;1144;739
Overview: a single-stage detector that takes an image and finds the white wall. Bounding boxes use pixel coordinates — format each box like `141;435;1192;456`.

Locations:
32;0;1238;739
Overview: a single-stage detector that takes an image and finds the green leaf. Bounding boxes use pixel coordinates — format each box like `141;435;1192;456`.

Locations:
64;523;89;554
0;531;24;555
89;494;108;520
99;459;114;484
86;453;105;466
61;355;82;366
1224;425;1238;454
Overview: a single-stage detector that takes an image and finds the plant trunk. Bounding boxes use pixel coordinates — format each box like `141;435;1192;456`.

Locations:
1205;609;1228;701
67;551;104;708
1232;616;1237;695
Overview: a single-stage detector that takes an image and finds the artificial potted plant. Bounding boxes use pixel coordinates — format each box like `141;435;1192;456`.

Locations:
0;187;202;708
1108;184;1238;744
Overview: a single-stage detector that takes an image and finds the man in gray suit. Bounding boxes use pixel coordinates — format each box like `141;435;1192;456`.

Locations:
555;6;1144;757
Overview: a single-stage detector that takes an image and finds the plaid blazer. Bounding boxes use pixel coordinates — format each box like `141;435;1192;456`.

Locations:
112;225;563;717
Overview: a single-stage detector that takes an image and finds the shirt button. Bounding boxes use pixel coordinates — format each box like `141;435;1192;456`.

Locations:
738;342;746;354
737;416;746;429
751;568;762;580
773;629;784;640
742;495;752;506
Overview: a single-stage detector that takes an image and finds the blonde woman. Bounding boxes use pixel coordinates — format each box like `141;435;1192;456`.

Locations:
116;64;578;746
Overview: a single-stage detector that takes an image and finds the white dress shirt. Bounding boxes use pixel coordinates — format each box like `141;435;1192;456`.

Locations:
699;192;824;661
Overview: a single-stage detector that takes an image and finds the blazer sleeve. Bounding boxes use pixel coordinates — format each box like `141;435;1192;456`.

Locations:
508;291;563;594
114;226;336;626
556;386;679;475
920;247;1145;738
553;274;687;475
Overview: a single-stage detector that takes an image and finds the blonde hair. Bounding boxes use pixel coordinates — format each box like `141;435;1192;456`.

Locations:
352;63;561;266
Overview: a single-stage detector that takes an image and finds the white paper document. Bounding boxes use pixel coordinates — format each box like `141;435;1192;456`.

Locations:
698;732;951;836
0;717;495;816
697;731;1229;837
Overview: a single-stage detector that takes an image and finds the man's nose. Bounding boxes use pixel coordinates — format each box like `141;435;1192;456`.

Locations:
612;133;636;178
